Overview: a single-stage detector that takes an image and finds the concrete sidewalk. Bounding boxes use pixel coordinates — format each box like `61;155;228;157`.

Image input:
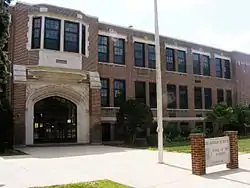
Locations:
0;145;250;188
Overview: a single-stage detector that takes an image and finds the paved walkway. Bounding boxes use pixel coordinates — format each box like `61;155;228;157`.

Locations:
0;145;250;188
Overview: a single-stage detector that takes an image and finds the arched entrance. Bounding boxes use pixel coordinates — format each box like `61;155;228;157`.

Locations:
33;96;77;143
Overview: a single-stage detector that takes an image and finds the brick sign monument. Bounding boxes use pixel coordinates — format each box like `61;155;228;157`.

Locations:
190;131;238;175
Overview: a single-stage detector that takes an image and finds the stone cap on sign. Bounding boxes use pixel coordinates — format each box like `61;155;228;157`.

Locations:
88;71;101;89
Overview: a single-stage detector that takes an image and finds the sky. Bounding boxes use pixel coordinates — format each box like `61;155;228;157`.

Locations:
13;0;250;53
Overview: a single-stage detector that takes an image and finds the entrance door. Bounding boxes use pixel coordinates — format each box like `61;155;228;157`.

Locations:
102;123;111;142
33;96;77;144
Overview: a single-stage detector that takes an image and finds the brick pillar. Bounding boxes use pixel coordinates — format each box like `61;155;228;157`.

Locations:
224;131;239;169
89;88;102;144
190;133;206;175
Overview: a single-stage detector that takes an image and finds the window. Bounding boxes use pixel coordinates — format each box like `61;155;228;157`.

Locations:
167;84;177;109
193;53;201;75
64;21;79;53
226;90;232;106
82;25;86;55
148;44;156;69
224;60;231;79
98;35;109;62
100;78;109;107
44;17;61;50
194;87;202;109
166;48;175;71
217;89;224;103
114;39;125;64
134;42;145;67
204;88;212;109
215;58;222;78
177;50;186;73
179;86;188;109
31;17;42;49
149;83;157;108
135;81;146;104
202;55;210;76
114;79;126;107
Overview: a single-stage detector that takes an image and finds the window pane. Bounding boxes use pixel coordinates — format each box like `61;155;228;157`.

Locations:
178;50;186;73
135;81;146;104
44;18;60;50
202;55;210;76
98;35;109;62
179;86;188;109
215;58;222;78
226;90;232;106
149;83;157;108
148;44;156;69
101;78;109;107
204;88;212;109
224;60;231;79
114;80;126;107
166;48;175;71
32;17;41;49
194;87;202;109
167;84;177;108
217;89;224;103
82;25;86;55
134;42;145;67
114;39;125;64
193;53;201;75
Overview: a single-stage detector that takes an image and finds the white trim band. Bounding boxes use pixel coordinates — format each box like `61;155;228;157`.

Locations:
133;37;155;45
99;30;128;41
214;54;231;61
191;49;211;57
165;44;187;52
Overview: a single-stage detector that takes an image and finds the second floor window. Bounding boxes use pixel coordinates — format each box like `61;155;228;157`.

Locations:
194;87;202;109
215;58;222;78
217;89;224;103
114;79;126;107
149;83;157;108
134;42;145;67
98;35;109;62
224;60;231;79
202;55;210;76
31;17;41;49
114;39;125;64
101;78;109;107
166;48;175;71
64;21;79;53
193;53;201;75
177;50;186;73
44;17;61;51
226;90;232;106
148;44;156;69
167;84;177;109
179;85;188;109
135;81;146;104
204;88;212;109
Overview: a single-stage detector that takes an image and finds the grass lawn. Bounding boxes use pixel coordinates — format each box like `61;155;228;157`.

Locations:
32;180;130;188
148;137;250;153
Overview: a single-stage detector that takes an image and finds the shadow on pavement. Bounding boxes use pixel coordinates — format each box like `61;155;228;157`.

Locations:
204;168;250;186
1;145;136;160
162;162;192;172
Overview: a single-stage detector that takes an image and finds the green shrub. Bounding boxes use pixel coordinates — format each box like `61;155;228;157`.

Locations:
0;98;13;152
146;134;158;146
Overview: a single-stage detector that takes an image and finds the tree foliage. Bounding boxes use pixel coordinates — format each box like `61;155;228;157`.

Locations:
206;103;233;136
0;0;12;87
116;99;154;144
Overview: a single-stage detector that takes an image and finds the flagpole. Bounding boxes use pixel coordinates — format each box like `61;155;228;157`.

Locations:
154;0;164;163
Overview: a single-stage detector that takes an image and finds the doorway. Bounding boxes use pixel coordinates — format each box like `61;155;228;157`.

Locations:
33;96;77;144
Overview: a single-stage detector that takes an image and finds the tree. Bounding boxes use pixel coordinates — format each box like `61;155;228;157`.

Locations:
0;0;13;153
0;0;12;93
206;103;233;136
230;104;250;135
116;99;154;145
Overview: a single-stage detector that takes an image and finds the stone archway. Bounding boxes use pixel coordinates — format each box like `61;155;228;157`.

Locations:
25;83;89;145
